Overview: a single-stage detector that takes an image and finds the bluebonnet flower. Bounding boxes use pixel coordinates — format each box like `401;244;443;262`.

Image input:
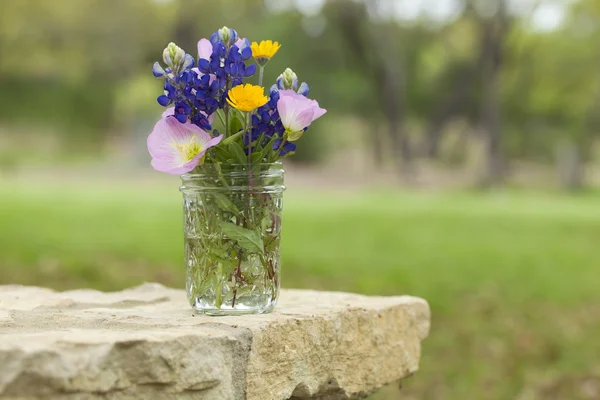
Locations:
297;82;309;96
161;43;194;75
198;42;256;85
244;90;285;152
152;29;257;134
152;62;167;78
157;80;177;107
273;139;296;156
197;36;256;110
154;68;216;131
211;26;239;47
173;101;191;123
270;68;310;96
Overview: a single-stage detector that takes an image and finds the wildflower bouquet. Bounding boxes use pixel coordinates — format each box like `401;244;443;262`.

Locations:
147;27;326;315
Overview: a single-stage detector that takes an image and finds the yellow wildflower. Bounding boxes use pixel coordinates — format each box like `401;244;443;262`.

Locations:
251;40;281;65
226;84;268;112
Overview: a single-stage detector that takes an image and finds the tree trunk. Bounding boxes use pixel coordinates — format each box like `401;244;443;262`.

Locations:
478;1;509;187
556;141;584;191
382;70;412;176
371;124;386;169
333;1;411;179
423;65;475;159
480;63;503;186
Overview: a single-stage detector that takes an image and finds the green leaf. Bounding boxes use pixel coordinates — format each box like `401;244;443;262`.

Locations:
205;244;237;276
251;151;265;164
229;142;247;164
219;222;264;253
254;134;266;151
212;193;240;214
222;130;244;145
213;146;231;162
229;115;243;136
264;235;280;252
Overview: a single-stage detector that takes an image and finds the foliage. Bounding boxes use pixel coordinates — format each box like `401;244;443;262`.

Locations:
1;0;599;188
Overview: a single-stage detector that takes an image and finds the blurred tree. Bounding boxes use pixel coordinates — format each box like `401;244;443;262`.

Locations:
329;0;413;176
0;0;599;190
478;0;510;186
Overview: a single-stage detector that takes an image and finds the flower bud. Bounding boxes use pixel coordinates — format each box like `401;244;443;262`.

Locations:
277;68;299;91
217;26;238;46
163;42;186;69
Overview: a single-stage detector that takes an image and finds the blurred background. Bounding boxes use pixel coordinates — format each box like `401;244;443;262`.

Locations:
1;0;599;398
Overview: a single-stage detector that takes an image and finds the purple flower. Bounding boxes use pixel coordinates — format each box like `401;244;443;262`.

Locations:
273;139;296;156
147;108;222;174
277;90;326;141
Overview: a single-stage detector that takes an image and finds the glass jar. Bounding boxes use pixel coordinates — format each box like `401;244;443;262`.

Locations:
180;162;284;315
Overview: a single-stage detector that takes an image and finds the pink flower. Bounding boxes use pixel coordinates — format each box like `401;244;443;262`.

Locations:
197;38;213;61
193;39;213;78
198;37;249;61
147;108;222;175
276;90;326;141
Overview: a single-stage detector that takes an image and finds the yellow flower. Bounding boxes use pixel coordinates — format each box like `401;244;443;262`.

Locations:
226;84;268;112
251;40;281;65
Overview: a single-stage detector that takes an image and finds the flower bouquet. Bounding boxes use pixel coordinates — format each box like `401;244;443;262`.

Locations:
147;27;326;315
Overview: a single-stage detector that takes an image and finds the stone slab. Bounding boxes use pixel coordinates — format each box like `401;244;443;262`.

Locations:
0;284;430;400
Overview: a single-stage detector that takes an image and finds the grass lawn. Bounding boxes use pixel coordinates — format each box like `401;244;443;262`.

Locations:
1;181;600;399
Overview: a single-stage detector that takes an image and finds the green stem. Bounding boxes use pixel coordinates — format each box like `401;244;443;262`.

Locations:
232;250;242;308
214;162;230;187
245;112;251;164
243;112;251;229
258;66;264;87
215;262;223;309
224;78;231;136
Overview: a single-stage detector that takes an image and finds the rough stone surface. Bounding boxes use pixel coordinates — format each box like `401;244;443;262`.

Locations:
0;284;430;400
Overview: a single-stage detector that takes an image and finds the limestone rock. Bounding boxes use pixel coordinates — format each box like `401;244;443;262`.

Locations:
0;284;430;399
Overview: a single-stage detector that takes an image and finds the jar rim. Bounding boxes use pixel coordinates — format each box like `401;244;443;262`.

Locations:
181;162;283;177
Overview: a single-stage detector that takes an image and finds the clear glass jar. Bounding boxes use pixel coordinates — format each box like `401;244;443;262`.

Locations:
180;162;284;315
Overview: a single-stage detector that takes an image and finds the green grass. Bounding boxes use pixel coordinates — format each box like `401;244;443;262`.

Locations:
1;181;600;399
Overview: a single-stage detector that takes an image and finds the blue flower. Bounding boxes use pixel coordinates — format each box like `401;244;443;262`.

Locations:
174;101;191;123
157;80;178;106
297;82;310;96
191;113;212;131
270;68;309;97
244;90;287;154
211;26;239;46
152;62;166;78
153;28;257;130
157;95;171;106
273;140;296;156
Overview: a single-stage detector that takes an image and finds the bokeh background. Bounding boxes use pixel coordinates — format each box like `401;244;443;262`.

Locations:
1;0;600;398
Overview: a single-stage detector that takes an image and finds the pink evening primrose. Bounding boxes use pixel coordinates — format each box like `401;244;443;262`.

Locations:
147;108;222;175
276;90;326;141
